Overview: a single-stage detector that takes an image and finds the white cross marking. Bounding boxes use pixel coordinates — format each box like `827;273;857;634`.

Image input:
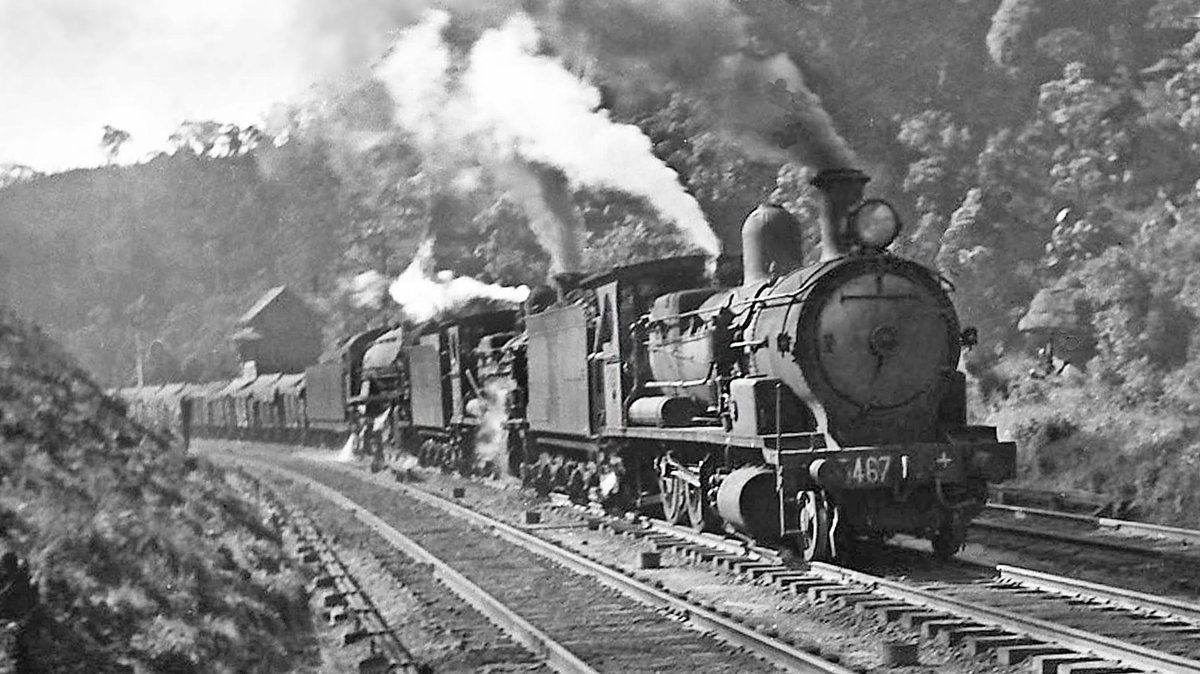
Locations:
936;452;953;469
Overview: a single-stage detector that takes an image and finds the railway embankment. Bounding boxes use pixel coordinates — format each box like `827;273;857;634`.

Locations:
0;310;316;672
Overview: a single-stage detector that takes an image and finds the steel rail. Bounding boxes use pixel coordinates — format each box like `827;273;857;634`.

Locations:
300;458;856;674
1097;518;1200;546
280;504;422;670
986;501;1200;547
236;470;426;672
983;502;1098;523
230;457;600;674
997;564;1200;624
970;518;1196;562
809;562;1200;674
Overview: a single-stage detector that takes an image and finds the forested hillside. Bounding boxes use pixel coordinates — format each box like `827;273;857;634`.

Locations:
4;0;1200;520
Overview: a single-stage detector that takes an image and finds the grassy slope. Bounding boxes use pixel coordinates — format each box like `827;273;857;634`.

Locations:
0;309;315;673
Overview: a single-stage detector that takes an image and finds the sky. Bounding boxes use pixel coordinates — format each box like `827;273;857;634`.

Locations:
0;0;408;173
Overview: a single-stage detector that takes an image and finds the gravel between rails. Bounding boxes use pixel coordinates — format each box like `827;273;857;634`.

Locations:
238;457;786;674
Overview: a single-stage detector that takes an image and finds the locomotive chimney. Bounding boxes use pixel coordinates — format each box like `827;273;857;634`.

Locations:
740;204;804;285
810;168;870;261
552;271;586;302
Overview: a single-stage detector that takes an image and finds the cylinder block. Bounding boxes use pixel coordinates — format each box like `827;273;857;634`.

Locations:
715;466;781;540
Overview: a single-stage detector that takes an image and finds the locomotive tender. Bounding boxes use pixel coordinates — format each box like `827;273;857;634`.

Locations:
121;167;1015;562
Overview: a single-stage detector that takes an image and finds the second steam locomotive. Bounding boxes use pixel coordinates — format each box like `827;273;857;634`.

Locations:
330;167;1016;562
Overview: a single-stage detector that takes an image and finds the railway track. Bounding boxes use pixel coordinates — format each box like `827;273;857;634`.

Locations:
973;502;1200;572
237;479;428;674
215;452;857;674
580;507;1200;673
209;442;1200;673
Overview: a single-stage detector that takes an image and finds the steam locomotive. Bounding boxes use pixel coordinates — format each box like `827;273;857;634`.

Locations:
119;168;1015;562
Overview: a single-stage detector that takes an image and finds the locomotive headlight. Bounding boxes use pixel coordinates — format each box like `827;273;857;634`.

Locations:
849;199;902;249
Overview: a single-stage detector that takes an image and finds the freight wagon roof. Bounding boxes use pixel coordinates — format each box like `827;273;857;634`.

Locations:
277;373;305;394
214;377;256;397
158;382;190;401
243;373;285;402
190;380;231;400
133;385;169;401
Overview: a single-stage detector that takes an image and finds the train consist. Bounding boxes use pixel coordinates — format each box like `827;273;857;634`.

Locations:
117;168;1016;562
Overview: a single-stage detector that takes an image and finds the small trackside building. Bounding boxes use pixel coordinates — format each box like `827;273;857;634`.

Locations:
231;285;323;375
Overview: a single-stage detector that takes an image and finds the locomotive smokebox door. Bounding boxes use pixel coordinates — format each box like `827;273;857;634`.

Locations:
728;378;813;437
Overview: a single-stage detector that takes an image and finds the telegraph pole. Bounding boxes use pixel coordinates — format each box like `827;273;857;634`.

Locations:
134;330;144;387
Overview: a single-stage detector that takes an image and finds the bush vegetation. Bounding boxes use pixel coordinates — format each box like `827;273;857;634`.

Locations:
0;309;313;672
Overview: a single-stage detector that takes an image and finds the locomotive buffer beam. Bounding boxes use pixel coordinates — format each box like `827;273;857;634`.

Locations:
767;442;1015;493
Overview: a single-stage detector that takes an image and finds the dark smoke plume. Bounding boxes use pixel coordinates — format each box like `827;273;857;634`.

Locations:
533;0;857;170
495;161;585;273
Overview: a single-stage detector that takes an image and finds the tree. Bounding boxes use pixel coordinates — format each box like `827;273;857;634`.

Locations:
0;163;39;189
168;121;225;158
100;126;131;165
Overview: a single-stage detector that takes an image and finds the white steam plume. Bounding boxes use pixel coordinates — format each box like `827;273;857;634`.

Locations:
462;15;719;258
386;240;530;323
337;434;357;462
474;377;514;474
373;11;720;264
347;269;390;309
373;10;453;146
